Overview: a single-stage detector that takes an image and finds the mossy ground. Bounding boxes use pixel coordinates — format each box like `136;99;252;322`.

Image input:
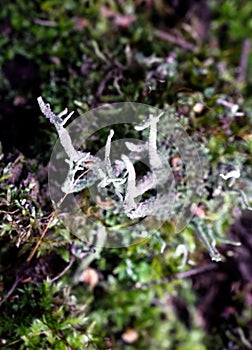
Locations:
0;1;252;349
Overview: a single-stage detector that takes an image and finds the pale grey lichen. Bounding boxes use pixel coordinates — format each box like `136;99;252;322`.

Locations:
220;166;241;187
135;111;164;169
39;97;238;260
191;220;222;262
219;165;252;210
38;97;166;218
105;129;114;178
38;97;101;193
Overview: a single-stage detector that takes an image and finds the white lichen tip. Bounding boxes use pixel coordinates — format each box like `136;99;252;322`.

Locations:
217;99;243;116
105;129;114;178
125;142;146;153
220;167;241;187
135;111;164;131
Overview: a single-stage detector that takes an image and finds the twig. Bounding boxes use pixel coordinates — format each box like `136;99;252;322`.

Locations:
26;212;56;264
0;330;56;349
174;263;218;278
26;193;68;264
237;39;251;84
136;263;218;288
50;256;75;282
154;29;197;52
33;18;57;27
0;276;22;308
0;218;74;306
95;69;116;98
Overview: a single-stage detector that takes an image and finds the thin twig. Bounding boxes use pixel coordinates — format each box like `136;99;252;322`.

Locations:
50;256;75;282
154;29;197;52
26;212;56;264
27;193;68;264
174;263;218;278
95;69;117;98
136;263;218;288
33;18;57;27
237;39;251;84
0;330;56;349
0;276;22;308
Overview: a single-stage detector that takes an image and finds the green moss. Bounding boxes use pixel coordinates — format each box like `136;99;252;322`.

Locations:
1;0;252;348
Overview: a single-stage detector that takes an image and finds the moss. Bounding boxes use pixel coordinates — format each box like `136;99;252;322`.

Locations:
1;1;252;349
